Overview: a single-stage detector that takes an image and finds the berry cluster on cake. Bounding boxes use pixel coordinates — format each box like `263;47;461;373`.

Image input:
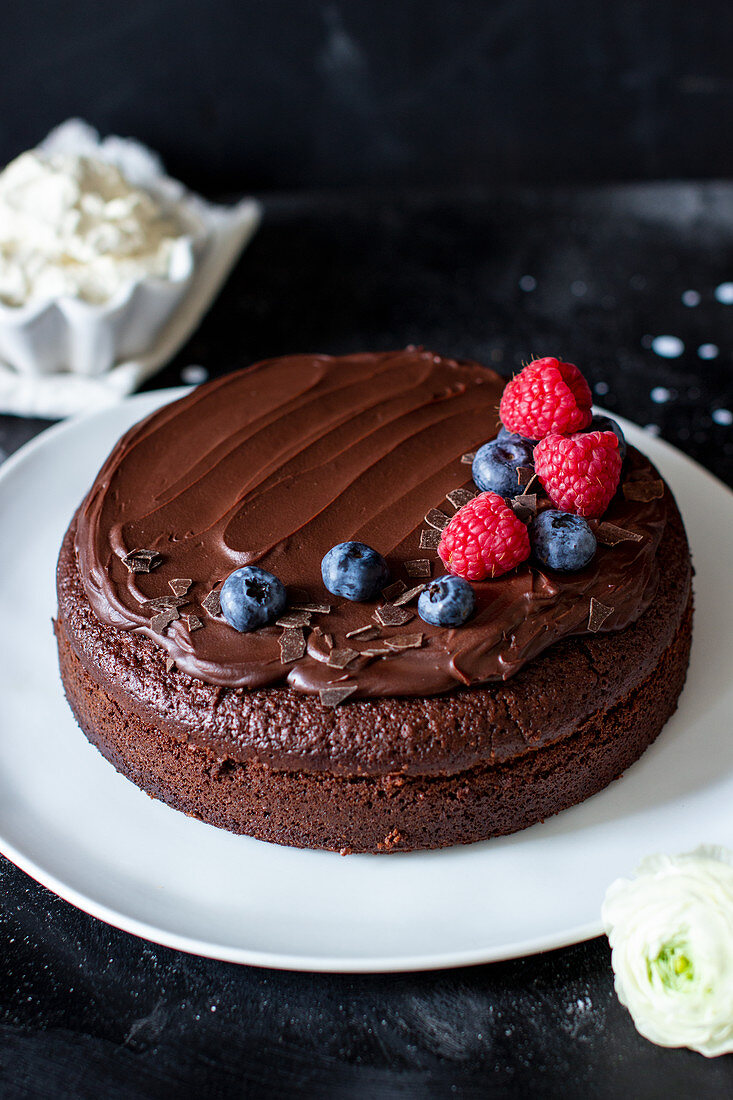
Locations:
55;349;693;852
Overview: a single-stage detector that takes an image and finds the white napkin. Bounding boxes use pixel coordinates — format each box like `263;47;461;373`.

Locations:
0;120;261;418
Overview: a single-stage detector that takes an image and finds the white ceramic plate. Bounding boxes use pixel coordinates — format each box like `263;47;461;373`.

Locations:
1;390;731;972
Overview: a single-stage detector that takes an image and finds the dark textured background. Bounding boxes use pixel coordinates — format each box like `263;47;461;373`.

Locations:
1;184;733;1096
2;0;733;192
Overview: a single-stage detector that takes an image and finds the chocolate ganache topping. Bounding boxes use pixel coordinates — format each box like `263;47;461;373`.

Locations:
75;349;668;698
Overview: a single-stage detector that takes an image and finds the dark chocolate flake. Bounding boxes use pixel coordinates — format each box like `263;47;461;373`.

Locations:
382;580;407;602
182;613;203;632
290;602;331;614
424;508;450;531
392;583;426;606
276;610;312;628
460;452;476;464
375;604;414;627
122;548;162;574
511;493;538;522
588;598;614;632
319;683;358;707
151;608;178;634
165;657;176;673
385;633;424;650
279;628;306;663
595;522;644;547
345;625;380;640
404;559;432;578
169;578;192;597
419;528;442;550
201;589;221;617
622;479;665;503
322;632;334;650
517;466;538;490
143;596;189;612
361;647;392;657
446;487;477;510
327;647;360;669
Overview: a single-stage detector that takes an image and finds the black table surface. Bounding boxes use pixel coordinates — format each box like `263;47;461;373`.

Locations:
1;183;732;1098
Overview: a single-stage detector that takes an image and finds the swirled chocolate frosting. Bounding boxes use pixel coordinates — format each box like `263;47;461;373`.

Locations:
75;349;668;697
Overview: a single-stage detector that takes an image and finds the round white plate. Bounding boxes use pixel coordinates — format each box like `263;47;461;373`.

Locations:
0;390;731;972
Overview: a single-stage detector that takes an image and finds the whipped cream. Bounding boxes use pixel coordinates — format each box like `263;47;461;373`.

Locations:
0;150;189;307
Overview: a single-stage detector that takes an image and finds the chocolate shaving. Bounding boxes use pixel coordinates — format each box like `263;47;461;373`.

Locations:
165;657;176;674
511;493;538;522
322;632;334;650
622;479;664;502
279;628;306;663
201;589;221;617
419;528;442;550
276;610;312;628
142;596;189;612
122;548;162;574
517;466;538;490
182;613;203;632
327;647;359;669
382;580;407;602
374;604;414;627
346;625;380;640
319;683;358;707
588;598;614;632
169;578;192;597
361;647;392;657
290;602;331;614
392;583;426;606
151;608;178;634
595;522;644;547
446;488;477;510
460;452;476;464
385;633;424;650
424;508;450;531
404;559;432;578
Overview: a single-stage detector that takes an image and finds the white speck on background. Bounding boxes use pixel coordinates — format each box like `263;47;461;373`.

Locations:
713;408;733;425
594;381;609;396
519;275;536;292
181;364;209;384
714;282;733;304
570;280;587;297
650;335;684;359
644;424;661;435
650;386;673;404
698;343;719;360
682;290;701;307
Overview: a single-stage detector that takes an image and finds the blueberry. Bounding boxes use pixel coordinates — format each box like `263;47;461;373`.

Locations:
220;566;287;631
417;575;476;627
321;541;390;601
589;414;627;461
530;510;597;572
472;437;535;497
497;425;537;446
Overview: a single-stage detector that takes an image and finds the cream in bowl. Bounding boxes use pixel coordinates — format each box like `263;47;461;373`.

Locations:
0;150;198;309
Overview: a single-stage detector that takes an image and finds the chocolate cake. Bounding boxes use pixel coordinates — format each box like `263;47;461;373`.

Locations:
55;349;693;852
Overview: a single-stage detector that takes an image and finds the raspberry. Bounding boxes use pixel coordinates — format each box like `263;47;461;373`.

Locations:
533;430;622;518
438;491;530;580
499;357;592;439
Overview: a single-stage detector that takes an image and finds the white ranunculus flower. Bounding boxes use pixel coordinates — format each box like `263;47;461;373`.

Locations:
602;846;733;1057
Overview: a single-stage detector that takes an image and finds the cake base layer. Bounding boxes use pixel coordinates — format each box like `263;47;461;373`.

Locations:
56;596;692;853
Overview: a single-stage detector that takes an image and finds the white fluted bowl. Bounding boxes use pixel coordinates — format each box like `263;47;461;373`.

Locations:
0;232;203;377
